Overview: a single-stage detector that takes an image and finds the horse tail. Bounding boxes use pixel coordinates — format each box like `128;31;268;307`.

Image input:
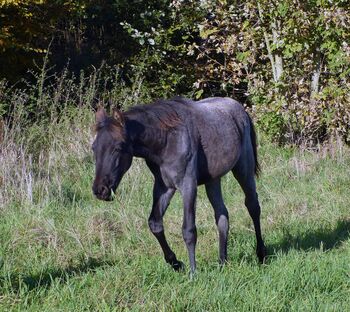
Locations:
247;113;261;177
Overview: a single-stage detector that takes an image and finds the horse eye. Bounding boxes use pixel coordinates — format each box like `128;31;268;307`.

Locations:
113;146;122;153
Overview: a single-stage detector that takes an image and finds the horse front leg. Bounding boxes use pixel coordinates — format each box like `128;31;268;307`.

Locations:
180;178;198;275
148;180;184;271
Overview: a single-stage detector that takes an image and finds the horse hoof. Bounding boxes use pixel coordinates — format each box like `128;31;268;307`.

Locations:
189;270;196;280
219;258;228;266
172;260;185;272
257;246;267;264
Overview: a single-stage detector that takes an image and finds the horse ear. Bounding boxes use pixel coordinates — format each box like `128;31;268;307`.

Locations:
96;106;107;124
112;108;125;126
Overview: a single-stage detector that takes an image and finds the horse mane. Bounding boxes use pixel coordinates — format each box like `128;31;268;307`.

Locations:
125;98;192;130
94;98;192;140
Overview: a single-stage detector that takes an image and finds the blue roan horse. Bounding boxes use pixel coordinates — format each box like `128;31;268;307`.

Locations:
92;97;267;273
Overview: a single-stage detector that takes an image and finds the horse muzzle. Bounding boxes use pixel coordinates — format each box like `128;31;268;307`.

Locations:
92;184;113;201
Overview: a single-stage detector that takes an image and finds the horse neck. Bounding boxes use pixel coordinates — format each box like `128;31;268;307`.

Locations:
126;118;167;164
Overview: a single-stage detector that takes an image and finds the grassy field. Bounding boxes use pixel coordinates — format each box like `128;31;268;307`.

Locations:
1;106;350;311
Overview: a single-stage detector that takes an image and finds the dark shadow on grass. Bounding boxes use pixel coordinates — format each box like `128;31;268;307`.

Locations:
267;219;350;258
0;257;115;292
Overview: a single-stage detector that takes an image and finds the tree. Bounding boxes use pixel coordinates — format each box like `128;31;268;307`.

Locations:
183;0;350;144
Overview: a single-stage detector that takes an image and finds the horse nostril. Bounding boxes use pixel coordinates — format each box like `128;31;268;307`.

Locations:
92;184;108;196
100;185;109;196
92;181;111;200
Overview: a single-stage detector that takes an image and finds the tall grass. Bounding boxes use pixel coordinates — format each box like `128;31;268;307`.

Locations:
0;71;350;311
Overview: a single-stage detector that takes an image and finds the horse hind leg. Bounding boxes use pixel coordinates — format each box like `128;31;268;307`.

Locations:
205;179;229;265
232;143;267;263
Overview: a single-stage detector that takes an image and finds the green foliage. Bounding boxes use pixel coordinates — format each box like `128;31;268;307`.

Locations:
185;0;350;145
0;0;350;146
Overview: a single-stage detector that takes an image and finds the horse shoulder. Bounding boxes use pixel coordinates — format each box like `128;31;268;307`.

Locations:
158;126;197;187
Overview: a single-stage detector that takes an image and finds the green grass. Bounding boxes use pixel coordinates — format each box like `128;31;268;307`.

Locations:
1;111;350;311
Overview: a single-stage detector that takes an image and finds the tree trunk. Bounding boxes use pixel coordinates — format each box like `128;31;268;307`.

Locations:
257;3;283;82
272;20;283;81
310;50;322;98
